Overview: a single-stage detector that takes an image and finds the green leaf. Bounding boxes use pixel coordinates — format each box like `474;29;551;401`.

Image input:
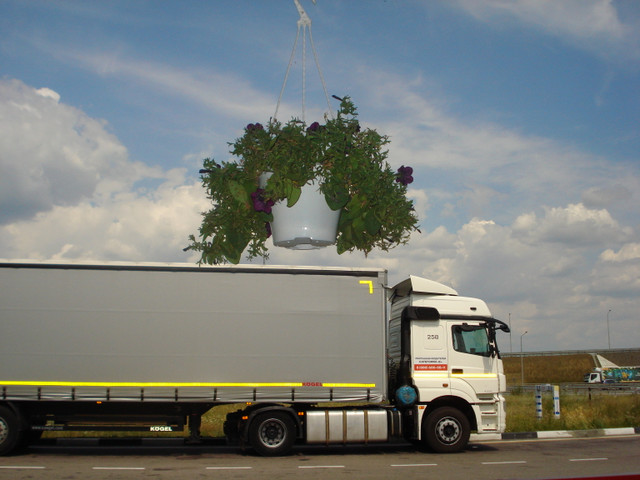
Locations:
205;253;218;265
324;185;349;210
364;212;382;235
352;217;367;242
285;182;302;207
229;180;250;206
224;230;250;264
341;224;354;247
221;241;241;264
337;209;353;230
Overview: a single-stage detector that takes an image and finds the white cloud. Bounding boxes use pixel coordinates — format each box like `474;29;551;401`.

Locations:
407;187;430;224
513;203;632;246
582;184;633;209
0;78;165;224
600;242;640;262
35;87;61;102
3;181;207;262
591;243;640;298
0;78;207;262
451;0;640;63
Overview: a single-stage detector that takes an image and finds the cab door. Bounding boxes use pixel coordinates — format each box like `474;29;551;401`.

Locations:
447;322;500;396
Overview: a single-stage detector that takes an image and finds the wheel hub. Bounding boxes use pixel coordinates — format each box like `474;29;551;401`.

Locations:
260;419;285;447
436;416;460;444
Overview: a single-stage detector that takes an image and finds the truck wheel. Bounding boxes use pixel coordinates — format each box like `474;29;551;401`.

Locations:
423;407;470;453
248;412;295;456
0;406;24;456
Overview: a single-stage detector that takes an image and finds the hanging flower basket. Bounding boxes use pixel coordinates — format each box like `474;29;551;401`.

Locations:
187;96;419;264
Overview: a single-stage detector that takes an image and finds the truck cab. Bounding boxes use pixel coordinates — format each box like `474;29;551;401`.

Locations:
585;371;604;383
388;276;509;452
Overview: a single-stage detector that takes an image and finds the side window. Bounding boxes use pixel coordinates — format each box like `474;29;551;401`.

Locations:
451;325;490;357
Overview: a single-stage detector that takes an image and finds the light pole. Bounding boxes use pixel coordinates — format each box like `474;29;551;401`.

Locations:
520;330;528;385
607;309;612;349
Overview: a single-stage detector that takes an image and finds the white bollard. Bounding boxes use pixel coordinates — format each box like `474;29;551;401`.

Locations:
553;385;560;419
535;385;543;420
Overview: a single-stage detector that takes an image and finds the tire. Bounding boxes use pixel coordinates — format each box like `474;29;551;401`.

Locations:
0;406;24;456
248;411;296;456
423;406;470;453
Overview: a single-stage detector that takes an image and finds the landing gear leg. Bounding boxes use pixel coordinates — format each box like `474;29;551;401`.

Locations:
187;413;202;445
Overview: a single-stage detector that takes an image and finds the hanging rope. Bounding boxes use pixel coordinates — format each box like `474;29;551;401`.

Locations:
302;22;307;121
274;0;333;123
308;22;333;120
274;25;299;122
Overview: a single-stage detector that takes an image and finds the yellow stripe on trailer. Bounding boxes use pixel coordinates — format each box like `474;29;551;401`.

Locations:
0;381;376;388
321;383;376;388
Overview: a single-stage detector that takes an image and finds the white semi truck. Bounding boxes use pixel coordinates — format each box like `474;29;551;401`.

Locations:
584;367;640;383
0;261;509;456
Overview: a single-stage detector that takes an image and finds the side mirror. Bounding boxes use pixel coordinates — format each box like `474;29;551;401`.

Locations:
498;323;510;333
492;319;510;333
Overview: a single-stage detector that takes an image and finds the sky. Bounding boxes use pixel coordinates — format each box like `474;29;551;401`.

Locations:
1;0;639;353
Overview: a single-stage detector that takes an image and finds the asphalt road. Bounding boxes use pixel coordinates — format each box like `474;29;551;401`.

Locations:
1;435;639;479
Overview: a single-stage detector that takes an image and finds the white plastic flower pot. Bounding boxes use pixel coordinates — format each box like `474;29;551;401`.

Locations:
260;174;339;249
270;183;340;249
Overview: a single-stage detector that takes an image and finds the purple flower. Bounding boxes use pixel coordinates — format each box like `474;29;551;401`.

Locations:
306;121;320;133
246;123;264;132
251;189;275;214
396;165;414;185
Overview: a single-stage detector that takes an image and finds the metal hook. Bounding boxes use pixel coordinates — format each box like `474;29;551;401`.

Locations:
293;0;315;27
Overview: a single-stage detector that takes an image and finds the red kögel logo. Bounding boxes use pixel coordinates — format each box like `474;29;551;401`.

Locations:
302;382;323;387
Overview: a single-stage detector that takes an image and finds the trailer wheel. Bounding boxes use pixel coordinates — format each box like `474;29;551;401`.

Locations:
423;407;470;453
248;412;295;456
0;406;24;456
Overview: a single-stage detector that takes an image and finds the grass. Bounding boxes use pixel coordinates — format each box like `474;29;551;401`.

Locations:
502;352;640;432
201;403;240;437
505;391;640;432
503;354;595;385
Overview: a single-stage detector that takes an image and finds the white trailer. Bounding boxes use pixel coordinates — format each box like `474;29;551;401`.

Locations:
0;261;509;455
